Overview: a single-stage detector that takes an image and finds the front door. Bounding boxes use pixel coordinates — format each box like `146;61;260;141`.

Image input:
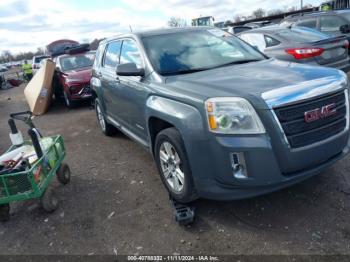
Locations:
116;39;149;144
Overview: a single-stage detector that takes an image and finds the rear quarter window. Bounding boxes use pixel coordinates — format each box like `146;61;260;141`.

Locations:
264;35;280;47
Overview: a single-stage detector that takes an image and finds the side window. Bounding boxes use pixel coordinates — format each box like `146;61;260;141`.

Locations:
103;41;122;69
240;33;266;52
264;35;280;48
296;19;317;29
120;40;143;69
320;16;347;32
93;43;105;69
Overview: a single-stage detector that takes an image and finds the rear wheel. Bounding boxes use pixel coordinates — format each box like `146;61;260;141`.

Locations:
0;204;10;222
95;98;117;136
155;128;197;203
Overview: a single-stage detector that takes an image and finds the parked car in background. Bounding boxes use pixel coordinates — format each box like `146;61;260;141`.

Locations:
32;55;50;73
53;50;95;107
244;20;273;28
225;26;252;34
239;26;350;72
0;65;7;73
91;27;349;203
280;11;350;45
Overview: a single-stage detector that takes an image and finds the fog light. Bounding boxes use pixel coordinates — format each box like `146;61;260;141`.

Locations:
230;153;247;179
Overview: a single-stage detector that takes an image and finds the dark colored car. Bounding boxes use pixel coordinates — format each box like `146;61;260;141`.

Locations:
53;51;95;107
91;27;349;203
239;26;350;72
280;10;350;41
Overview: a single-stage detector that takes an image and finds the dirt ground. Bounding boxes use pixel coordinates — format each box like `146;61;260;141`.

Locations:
0;83;350;257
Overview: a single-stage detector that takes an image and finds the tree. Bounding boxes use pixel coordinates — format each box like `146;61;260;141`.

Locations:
288;6;297;12
302;4;313;9
168;17;187;27
268;9;284;16
252;8;266;19
234;15;242;23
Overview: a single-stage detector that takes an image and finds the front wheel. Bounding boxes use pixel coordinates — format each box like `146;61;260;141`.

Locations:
41;186;58;213
63;91;75;108
154;128;197;203
56;163;71;185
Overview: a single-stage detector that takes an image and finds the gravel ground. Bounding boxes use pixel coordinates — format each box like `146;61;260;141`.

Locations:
0;83;350;257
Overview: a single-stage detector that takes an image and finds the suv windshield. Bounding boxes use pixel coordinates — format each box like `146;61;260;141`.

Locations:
142;29;265;76
60;53;95;71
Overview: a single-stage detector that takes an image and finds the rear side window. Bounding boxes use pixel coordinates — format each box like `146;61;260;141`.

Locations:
93;43;105;69
120;40;143;69
296;19;317;29
240;33;266;52
103;41;122;69
264;36;280;47
320;16;347;32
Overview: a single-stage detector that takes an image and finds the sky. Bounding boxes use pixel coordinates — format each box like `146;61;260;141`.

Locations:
0;0;324;54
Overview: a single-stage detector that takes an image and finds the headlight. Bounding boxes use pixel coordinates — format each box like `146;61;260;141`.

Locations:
205;97;265;134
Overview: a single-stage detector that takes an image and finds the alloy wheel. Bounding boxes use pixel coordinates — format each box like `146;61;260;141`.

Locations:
159;141;185;193
96;103;106;131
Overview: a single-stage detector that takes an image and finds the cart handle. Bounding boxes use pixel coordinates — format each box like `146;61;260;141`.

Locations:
10;111;35;129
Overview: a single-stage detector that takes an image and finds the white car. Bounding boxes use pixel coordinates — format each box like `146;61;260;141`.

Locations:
32;55;50;73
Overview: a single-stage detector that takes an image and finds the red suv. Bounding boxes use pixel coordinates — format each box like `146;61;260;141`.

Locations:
53;50;95;107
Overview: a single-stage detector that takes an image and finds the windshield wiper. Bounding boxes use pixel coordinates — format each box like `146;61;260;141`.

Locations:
162;68;210;76
212;59;263;69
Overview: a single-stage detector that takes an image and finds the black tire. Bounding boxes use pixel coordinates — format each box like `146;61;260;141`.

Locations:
41;187;58;213
154;128;197;203
95;98;117;136
63;91;76;108
0;204;10;222
56;163;71;185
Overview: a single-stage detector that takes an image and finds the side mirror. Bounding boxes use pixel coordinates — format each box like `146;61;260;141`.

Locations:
116;63;144;77
340;24;350;34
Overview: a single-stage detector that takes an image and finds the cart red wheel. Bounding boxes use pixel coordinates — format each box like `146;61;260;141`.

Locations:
41;187;58;213
0;204;10;222
56;163;71;185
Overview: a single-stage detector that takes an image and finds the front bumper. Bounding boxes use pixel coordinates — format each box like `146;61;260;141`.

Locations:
69;85;92;100
188;133;349;201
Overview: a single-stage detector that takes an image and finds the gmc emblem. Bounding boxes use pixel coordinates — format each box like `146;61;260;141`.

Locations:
304;103;337;123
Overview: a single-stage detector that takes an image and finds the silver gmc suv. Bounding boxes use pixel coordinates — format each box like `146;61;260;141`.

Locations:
91;27;349;203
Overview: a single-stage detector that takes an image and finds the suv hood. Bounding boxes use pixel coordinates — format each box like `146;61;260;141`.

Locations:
64;68;92;83
164;59;347;109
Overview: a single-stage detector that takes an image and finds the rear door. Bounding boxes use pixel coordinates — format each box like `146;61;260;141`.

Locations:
99;40;122;120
